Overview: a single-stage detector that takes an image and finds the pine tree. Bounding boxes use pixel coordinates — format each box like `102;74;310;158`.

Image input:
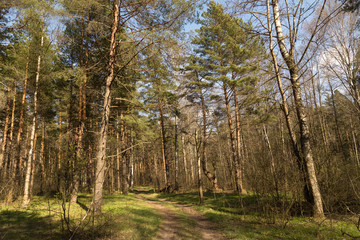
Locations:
192;0;265;197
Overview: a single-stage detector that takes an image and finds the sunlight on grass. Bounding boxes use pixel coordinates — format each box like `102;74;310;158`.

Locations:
156;191;360;240
0;193;160;240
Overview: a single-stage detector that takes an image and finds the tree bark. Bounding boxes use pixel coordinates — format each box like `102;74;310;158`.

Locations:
116;114;121;192
0;101;10;173
223;83;243;195
263;125;279;196
130;130;134;190
174;115;179;190
158;96;169;191
29;128;37;198
39;117;46;193
233;86;243;191
13;39;30;184
181;134;188;186
70;11;89;204
121;116;129;195
271;0;324;218
58;113;62;171
7;81;17;179
199;83;219;190
22;32;43;208
195;130;203;204
93;0;120;213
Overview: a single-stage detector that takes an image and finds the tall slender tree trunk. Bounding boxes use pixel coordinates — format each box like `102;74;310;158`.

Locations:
223;83;243;195
189;138;195;185
350;118;360;167
122;123;129;195
271;0;324;218
233;87;243;191
311;71;329;150
174;115;179;190
13;39;30;185
181;134;188;186
22;32;43;208
71;11;89;204
195;130;203;204
266;0;313;205
58;113;62;171
263;125;279;196
29;129;37;198
7;82;17;177
0;101;10;173
110;154;115;193
153;154;160;192
116;115;121;192
158;96;169;191
328;79;346;159
93;0;120;213
130;130;134;190
199;82;219;190
39;118;46;193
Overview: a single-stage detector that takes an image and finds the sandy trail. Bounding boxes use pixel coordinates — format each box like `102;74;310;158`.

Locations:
137;194;226;240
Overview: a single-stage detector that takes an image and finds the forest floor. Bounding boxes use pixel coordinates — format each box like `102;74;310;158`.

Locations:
0;187;360;239
136;190;225;240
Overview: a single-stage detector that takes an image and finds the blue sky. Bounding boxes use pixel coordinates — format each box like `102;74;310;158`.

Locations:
184;0;227;33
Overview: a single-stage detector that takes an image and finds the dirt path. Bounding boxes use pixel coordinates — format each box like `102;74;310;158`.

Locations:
139;195;180;240
167;201;226;240
137;194;226;240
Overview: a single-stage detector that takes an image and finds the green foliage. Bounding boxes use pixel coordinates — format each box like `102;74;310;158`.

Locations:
189;0;268;118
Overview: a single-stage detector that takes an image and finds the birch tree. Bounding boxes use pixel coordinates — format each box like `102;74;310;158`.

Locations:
237;0;344;217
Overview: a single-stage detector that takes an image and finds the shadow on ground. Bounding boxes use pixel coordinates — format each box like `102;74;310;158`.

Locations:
154;191;359;240
0;210;62;240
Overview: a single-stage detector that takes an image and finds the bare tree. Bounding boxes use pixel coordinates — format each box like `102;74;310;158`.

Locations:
236;0;343;217
320;8;360;114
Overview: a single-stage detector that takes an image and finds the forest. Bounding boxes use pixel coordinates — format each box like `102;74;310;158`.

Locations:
0;0;360;239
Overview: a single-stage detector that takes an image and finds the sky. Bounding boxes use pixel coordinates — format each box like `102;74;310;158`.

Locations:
183;0;227;34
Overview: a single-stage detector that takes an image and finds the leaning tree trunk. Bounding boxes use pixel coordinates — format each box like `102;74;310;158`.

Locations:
22;33;43;208
272;0;324;218
93;0;119;213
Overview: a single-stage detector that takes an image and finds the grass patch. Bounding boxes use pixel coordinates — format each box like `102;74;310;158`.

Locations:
155;191;360;240
0;193;161;240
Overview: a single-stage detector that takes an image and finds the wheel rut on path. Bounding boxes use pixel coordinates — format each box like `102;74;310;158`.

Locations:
137;194;226;240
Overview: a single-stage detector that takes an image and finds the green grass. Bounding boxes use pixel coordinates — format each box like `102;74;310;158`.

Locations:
0;193;161;240
2;189;359;240
155;191;360;240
